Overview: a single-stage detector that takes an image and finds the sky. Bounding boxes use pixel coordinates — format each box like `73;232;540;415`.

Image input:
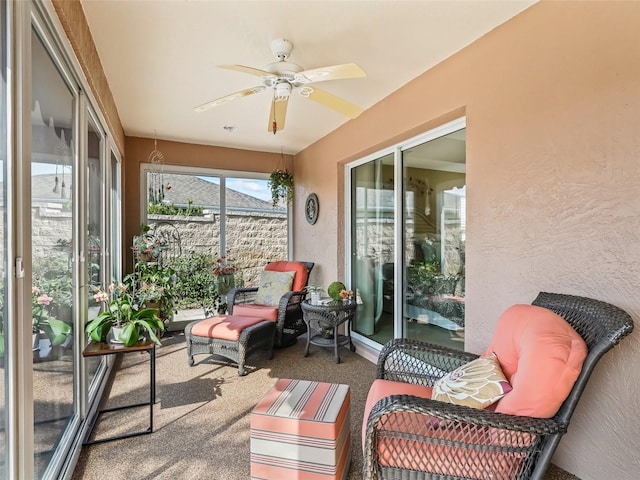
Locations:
29;163;271;202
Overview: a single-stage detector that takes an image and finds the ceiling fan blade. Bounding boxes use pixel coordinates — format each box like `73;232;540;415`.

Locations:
294;63;366;84
194;86;266;112
267;97;289;133
299;86;363;119
219;64;277;80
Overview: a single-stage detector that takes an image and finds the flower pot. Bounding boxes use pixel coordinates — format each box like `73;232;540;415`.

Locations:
110;326;125;344
216;274;235;296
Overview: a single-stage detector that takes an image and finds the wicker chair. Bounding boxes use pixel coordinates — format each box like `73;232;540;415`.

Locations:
363;292;634;480
228;261;314;348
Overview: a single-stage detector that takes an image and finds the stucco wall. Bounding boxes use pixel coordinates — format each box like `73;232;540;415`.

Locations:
293;2;640;479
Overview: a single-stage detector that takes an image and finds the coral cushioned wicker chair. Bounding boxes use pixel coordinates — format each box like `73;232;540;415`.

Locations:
362;292;633;480
228;261;314;348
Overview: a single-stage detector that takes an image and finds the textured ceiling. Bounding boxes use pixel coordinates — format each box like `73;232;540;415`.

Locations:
81;0;536;155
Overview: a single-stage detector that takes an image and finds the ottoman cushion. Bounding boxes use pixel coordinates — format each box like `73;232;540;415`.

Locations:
191;315;268;341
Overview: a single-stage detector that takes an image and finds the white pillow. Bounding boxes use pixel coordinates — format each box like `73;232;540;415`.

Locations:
254;270;296;306
431;353;512;409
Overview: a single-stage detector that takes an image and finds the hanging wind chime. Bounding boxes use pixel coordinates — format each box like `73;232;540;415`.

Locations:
52;161;59;193
148;137;166;205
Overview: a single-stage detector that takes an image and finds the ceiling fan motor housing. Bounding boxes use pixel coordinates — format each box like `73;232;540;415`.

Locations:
271;38;293;60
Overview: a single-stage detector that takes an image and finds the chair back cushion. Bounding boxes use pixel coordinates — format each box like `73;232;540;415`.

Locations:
265;261;309;291
483;304;587;418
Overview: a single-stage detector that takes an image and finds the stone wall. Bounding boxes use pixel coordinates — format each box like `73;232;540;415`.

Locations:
32;205;288;288
148;210;288;286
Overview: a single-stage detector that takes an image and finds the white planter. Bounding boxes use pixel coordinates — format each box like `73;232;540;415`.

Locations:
37;337;52;358
110;326;125;344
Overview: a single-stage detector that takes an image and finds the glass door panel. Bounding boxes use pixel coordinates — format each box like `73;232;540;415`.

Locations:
86;116;104;383
0;1;7;472
31;28;77;477
402;129;466;349
350;153;394;345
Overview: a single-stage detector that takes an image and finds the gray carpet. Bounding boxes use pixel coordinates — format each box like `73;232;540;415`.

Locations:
72;331;579;480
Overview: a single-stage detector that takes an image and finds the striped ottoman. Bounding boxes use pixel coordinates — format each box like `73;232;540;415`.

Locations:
250;378;351;480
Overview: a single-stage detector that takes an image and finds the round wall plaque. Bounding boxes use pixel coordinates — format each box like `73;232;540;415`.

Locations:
305;193;319;225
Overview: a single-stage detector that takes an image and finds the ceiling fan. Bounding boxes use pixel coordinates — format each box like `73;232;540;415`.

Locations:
194;38;366;134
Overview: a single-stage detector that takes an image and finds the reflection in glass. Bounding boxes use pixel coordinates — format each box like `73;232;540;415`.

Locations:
402;130;466;349
31;29;76;477
0;2;7;474
351;153;394;345
85;117;103;384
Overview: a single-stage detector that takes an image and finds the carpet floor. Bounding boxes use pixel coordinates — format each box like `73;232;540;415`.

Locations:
71;331;579;480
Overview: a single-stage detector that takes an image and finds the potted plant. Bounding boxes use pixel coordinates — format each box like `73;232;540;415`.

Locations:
268;169;294;207
32;286;72;357
212;255;238;304
85;279;164;347
135;260;177;321
131;224;164;262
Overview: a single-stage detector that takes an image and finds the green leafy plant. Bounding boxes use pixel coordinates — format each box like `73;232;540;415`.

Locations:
85;279;164;347
135;261;177;320
32;286;72;346
147;200;204;216
268;169;294;207
169;253;221;312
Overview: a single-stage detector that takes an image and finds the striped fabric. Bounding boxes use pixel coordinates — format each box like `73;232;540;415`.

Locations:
250;378;351;480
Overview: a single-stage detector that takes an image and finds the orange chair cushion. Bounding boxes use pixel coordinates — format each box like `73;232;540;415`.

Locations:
362;379;433;450
483;304;587;418
233;304;279;322
265;261;309;292
362;379;526;478
190;315;268;341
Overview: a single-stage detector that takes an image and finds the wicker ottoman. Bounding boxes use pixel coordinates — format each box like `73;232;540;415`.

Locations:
250;378;351;480
185;315;276;376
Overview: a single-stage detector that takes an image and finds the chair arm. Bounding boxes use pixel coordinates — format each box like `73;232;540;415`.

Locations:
364;394;565;480
227;287;258;312
377;338;479;386
275;290;307;322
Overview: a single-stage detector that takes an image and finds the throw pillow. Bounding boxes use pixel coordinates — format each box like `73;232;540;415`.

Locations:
431;353;512;409
254;270;296;306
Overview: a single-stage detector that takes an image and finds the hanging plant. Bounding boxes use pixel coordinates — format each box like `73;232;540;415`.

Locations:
268;169;294;207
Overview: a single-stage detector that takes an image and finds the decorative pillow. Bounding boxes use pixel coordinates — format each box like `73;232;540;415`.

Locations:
254;270;296;306
431;353;512;409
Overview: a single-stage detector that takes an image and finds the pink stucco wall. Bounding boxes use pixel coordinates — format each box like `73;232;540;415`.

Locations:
293;2;640;479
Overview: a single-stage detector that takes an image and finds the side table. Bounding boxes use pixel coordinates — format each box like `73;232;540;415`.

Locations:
301;300;356;363
82;340;156;445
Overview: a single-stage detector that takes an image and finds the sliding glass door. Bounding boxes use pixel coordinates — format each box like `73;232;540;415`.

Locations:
349;120;466;351
31;26;77;476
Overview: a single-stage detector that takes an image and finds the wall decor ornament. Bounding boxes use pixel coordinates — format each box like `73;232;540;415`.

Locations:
305;193;319;225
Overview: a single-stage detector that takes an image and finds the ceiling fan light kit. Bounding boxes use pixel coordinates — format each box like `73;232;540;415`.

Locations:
195;38;366;133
